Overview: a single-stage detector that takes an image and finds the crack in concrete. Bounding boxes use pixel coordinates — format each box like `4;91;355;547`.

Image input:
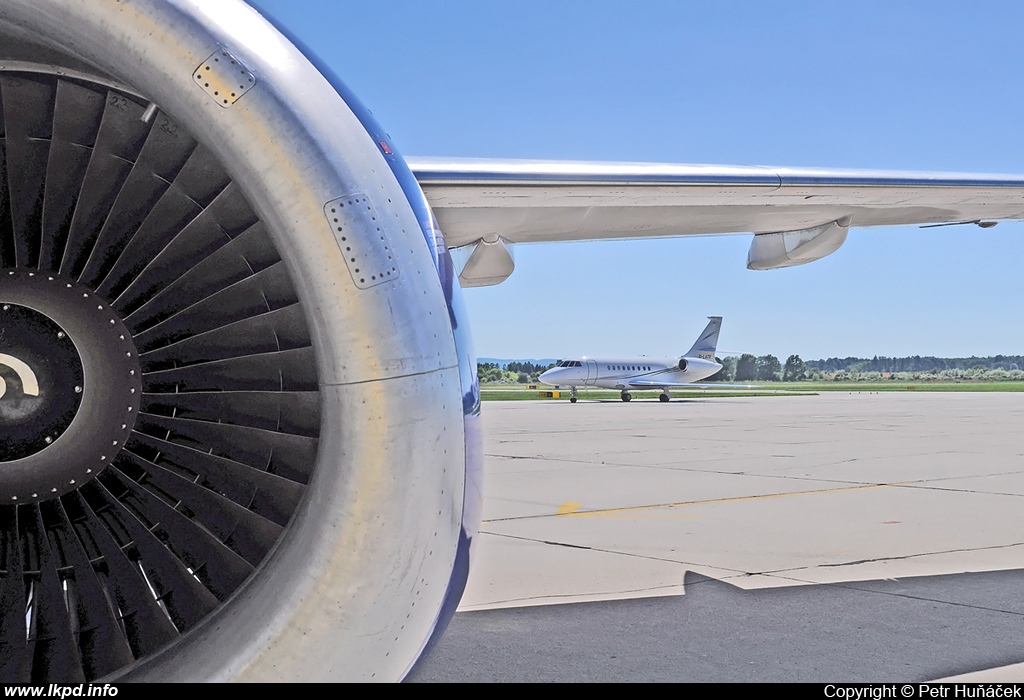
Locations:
824;581;1024;619
541;540;592;550
808;539;1024;570
897;482;1024;499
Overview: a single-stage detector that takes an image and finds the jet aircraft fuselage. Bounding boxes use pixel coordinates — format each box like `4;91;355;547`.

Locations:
540;355;722;390
539;317;724;402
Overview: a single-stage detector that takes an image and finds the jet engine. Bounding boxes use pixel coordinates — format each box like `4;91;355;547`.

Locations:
678;359;688;371
0;0;479;682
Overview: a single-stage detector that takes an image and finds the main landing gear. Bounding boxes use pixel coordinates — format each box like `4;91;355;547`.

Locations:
570;386;578;403
620;391;632;402
659;390;672;403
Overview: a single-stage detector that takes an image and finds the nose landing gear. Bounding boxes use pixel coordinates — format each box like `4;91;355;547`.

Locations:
570;386;578;403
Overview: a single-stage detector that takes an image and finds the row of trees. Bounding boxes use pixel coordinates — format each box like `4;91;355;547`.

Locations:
478;361;555;384
707;354;806;382
479;354;1024;384
806;355;1024;373
711;353;1024;382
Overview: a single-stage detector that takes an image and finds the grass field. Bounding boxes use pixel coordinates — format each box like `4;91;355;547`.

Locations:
774;380;1024;392
480;385;814;401
479;381;1024;401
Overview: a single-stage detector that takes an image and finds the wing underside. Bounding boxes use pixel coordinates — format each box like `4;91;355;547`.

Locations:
411;157;1024;248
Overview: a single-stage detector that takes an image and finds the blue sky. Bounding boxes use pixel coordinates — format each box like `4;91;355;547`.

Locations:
256;1;1024;360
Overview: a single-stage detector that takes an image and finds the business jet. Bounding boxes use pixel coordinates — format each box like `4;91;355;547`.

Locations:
539;317;726;403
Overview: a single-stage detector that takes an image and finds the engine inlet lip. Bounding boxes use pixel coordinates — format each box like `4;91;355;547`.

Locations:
0;270;141;502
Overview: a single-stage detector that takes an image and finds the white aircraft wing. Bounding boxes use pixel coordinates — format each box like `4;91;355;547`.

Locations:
409;157;1024;284
627;380;755;389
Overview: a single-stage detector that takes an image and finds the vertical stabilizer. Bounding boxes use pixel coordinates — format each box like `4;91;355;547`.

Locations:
685;316;723;360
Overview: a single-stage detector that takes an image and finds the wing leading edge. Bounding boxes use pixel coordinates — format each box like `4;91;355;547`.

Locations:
409;157;1024;285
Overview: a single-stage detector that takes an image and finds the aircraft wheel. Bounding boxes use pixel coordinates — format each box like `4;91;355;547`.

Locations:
659;394;670;402
570;397;577;403
621;392;632;402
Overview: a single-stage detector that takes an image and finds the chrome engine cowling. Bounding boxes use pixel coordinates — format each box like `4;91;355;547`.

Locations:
0;0;479;682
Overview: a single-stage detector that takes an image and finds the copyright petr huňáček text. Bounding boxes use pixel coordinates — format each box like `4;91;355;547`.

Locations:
824;686;1023;699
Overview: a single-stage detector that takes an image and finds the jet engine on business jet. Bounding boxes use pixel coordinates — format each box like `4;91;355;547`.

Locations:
0;0;479;682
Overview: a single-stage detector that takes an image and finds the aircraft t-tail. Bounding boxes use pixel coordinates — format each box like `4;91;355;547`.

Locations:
539;317;729;403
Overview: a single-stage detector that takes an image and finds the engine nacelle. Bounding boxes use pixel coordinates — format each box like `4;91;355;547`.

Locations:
0;0;478;683
746;218;850;270
457;234;515;288
678;358;688;371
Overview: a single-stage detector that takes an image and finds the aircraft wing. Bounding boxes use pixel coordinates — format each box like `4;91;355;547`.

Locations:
627;380;756;389
409;157;1024;284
